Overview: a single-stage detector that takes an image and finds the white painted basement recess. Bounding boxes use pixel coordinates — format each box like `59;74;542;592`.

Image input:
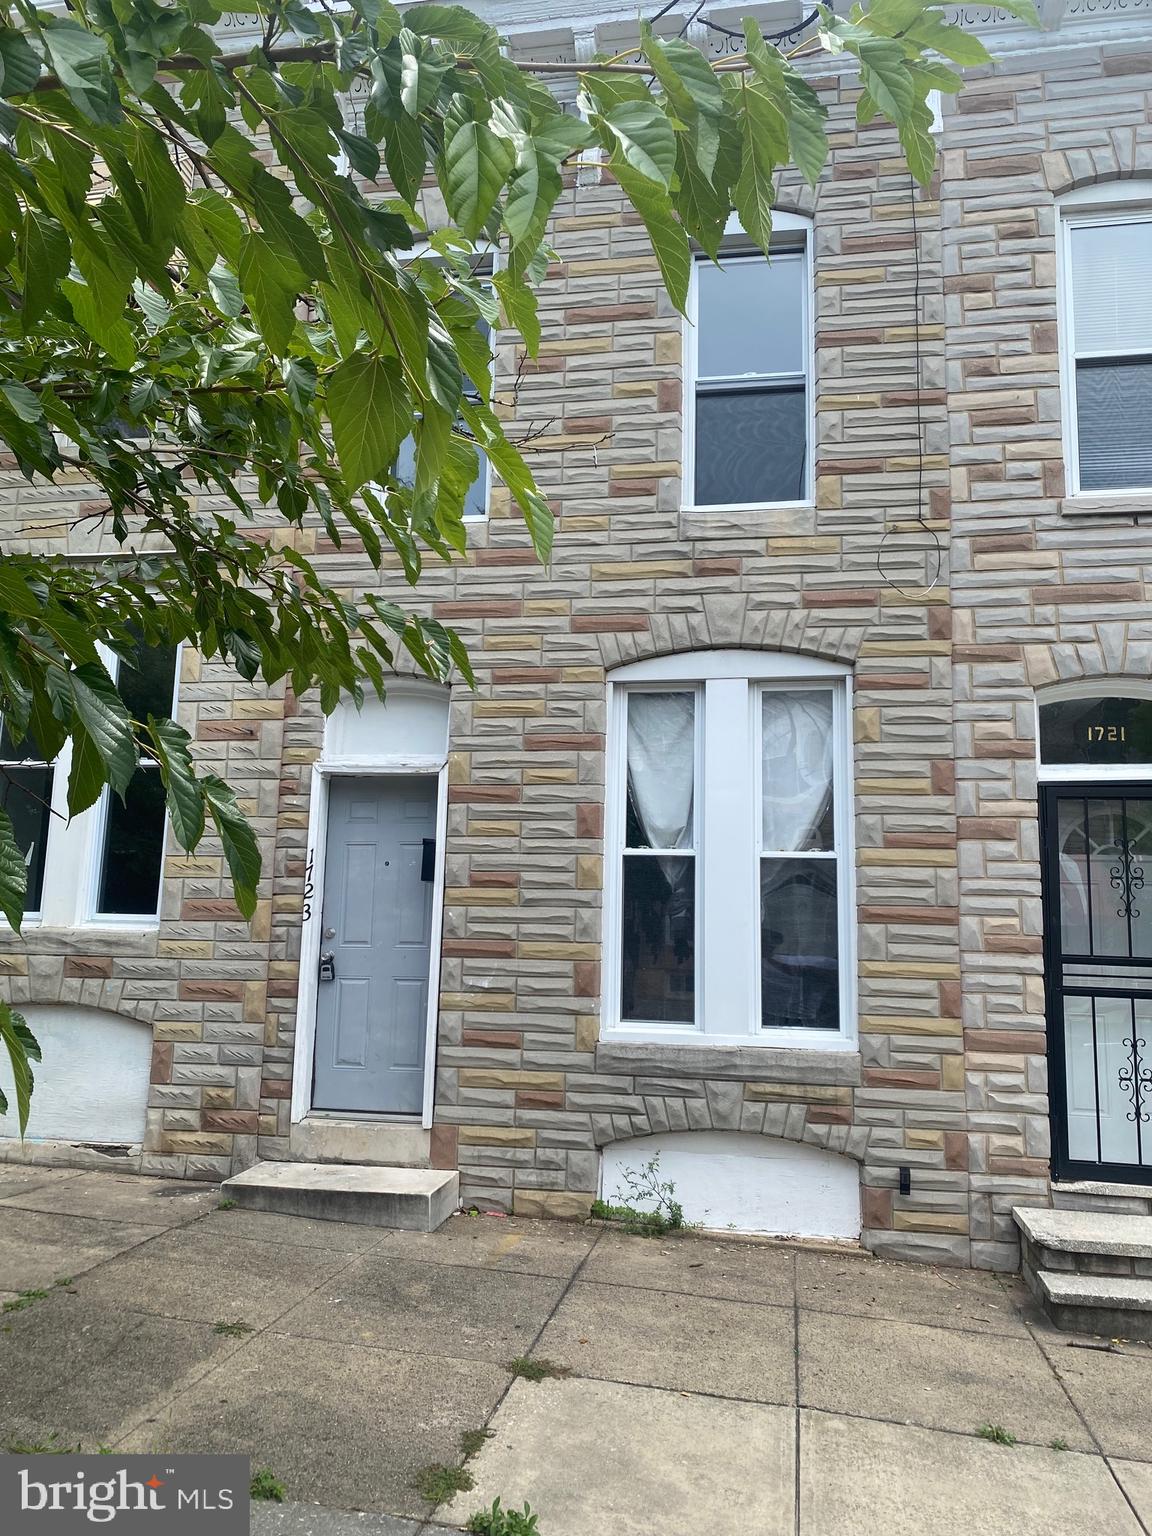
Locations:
0;1005;151;1145
600;1131;862;1240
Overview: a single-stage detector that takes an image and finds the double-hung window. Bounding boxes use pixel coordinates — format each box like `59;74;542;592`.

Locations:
605;652;854;1049
0;638;179;927
1062;197;1152;494
686;213;812;509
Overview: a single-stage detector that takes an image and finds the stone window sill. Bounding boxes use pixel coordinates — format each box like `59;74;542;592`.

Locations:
679;504;816;540
595;1040;861;1086
1060;492;1152;518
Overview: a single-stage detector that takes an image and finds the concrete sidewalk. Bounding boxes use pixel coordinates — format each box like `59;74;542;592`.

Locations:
0;1165;1150;1534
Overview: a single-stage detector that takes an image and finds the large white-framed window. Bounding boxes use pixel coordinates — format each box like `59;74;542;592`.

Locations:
683;211;814;511
1059;183;1152;497
0;638;179;929
603;650;855;1050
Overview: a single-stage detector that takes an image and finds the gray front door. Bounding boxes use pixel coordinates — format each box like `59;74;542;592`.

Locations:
313;775;438;1114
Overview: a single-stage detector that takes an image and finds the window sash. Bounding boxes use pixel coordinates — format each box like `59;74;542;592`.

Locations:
617;686;701;1030
607;672;853;1047
1063;209;1152;495
686;237;812;509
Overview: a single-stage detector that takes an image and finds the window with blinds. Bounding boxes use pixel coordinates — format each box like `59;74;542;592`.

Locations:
1067;216;1152;493
686;218;813;509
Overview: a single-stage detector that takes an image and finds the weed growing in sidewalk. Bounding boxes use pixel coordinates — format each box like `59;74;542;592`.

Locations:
415;1463;475;1505
466;1497;540;1534
505;1358;572;1383
591;1156;687;1237
217;1199;237;1211
1050;1438;1069;1451
976;1424;1016;1446
250;1470;285;1501
3;1289;49;1315
460;1428;495;1459
213;1320;254;1337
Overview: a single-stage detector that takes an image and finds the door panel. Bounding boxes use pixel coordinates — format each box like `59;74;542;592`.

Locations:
1042;784;1152;1183
313;775;438;1114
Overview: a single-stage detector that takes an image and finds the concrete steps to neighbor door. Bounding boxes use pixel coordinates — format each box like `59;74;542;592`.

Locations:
1014;1205;1152;1339
221;1161;459;1232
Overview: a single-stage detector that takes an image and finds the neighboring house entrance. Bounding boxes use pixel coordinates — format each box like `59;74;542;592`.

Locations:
1039;692;1152;1184
312;776;438;1115
291;684;450;1131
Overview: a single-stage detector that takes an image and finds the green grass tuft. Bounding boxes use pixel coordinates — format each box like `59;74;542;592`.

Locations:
505;1357;571;1383
976;1423;1016;1447
250;1470;285;1502
414;1463;475;1505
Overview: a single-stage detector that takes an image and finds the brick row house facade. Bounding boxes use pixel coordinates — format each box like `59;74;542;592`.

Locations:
4;0;1152;1275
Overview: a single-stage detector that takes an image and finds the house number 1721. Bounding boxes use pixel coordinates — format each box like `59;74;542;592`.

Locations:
1086;725;1126;743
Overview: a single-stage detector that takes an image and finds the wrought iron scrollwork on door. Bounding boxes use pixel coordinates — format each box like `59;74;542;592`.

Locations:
1110;839;1146;920
1119;1035;1152;1124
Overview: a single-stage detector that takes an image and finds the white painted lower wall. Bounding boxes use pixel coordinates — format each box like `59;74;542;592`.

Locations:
0;1005;151;1145
601;1131;861;1240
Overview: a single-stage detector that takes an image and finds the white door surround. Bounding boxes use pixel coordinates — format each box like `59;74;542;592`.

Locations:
291;683;450;1130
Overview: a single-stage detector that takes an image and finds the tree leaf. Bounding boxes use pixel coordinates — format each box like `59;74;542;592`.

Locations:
202;774;261;920
383;112;427;205
784;73;828;187
336;127;381;181
0;807;27;933
238;232;302;355
68;661;137;796
0;28;43;98
0;1000;39;1135
148;715;205;849
66;720;107;818
41;21;120;125
734;79;785;255
327;351;410;491
610;154;691;313
443;110;515;239
600;100;677;189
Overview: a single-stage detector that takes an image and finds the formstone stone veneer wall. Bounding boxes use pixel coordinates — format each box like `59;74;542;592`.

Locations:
3;5;1152;1270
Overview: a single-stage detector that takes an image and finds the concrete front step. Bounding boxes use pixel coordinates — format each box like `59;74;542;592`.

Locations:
1037;1269;1152;1341
1051;1180;1152;1217
1013;1206;1152;1263
222;1161;458;1232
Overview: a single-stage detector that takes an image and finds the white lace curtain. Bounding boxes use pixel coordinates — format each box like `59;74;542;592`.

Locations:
762;690;834;853
626;693;695;879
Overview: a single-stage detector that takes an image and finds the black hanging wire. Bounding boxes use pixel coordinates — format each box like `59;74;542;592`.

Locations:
876;177;943;598
645;0;823;46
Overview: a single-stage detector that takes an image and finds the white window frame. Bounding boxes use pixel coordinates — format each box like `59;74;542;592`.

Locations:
1058;182;1152;501
1;642;180;931
602;650;856;1051
683;210;815;514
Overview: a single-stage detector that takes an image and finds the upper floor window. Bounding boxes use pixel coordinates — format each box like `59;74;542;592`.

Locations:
685;213;812;510
604;650;854;1050
0;639;179;927
1061;190;1152;495
391;246;492;521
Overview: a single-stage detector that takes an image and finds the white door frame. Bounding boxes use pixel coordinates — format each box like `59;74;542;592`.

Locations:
291;753;449;1128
